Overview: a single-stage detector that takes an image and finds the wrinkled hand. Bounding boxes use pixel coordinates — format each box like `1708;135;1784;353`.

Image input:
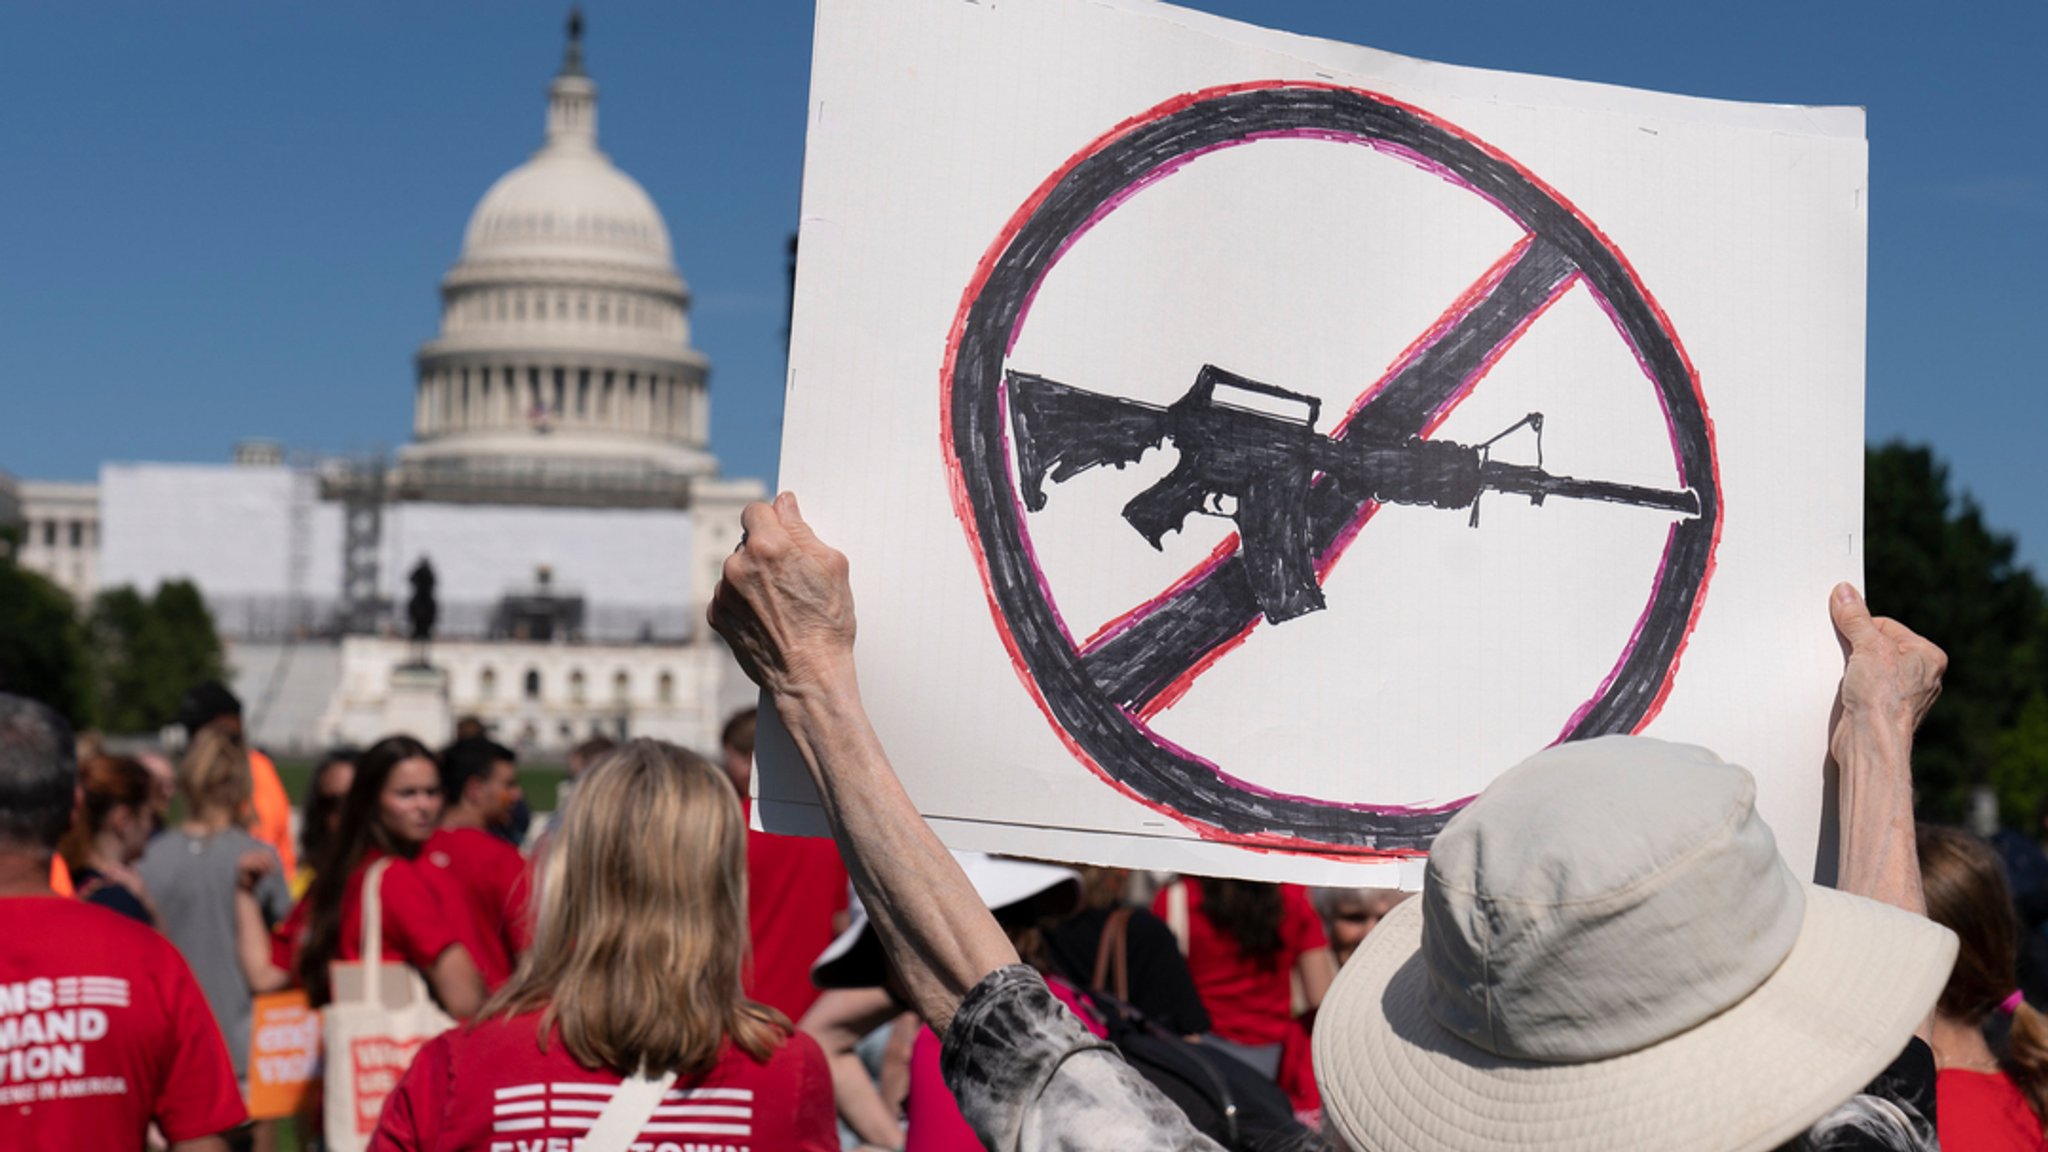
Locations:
235;849;275;892
1829;582;1945;757
709;492;858;698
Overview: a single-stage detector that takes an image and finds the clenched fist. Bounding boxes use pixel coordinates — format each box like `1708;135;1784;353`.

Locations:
709;492;859;700
1829;581;1946;758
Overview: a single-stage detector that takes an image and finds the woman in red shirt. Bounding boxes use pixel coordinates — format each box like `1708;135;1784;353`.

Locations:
1155;877;1334;1117
288;735;486;1019
372;738;836;1151
1921;826;2048;1151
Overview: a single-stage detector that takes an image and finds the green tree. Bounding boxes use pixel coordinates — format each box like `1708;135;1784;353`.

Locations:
151;579;226;705
88;579;227;734
0;558;94;727
88;586;162;733
1865;442;2048;823
1991;686;2048;827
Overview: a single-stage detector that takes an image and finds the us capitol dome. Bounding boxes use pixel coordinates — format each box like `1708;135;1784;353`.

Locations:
399;13;717;498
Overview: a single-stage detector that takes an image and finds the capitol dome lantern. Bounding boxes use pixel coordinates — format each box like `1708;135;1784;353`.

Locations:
402;10;716;502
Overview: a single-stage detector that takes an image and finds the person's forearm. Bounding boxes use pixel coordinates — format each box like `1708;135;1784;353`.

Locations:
1826;585;1944;1045
235;891;290;993
1296;946;1337;1010
773;662;1018;1036
428;947;486;1020
799;988;905;1147
828;1050;904;1147
1834;708;1924;917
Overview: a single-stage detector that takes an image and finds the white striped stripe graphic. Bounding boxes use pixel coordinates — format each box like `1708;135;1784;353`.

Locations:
667;1087;753;1101
494;1101;545;1116
488;1081;754;1138
549;1100;606;1115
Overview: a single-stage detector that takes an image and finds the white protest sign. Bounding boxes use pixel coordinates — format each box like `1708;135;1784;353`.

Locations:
760;0;1866;886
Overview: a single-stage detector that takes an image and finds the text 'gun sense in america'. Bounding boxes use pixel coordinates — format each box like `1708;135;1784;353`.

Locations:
1007;364;1703;626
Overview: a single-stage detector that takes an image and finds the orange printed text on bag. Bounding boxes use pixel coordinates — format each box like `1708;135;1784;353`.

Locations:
247;989;320;1120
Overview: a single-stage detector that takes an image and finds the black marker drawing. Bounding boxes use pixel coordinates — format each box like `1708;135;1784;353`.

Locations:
941;82;1722;855
1011;365;1703;625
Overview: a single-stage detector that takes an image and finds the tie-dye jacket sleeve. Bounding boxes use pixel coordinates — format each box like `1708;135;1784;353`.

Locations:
939;964;1225;1152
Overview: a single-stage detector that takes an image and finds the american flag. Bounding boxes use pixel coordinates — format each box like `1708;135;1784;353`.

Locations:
492;1082;754;1139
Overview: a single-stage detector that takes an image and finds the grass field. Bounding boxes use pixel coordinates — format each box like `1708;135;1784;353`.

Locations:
272;758;570;813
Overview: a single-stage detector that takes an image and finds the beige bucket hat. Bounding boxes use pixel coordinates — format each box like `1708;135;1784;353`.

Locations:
1314;736;1957;1152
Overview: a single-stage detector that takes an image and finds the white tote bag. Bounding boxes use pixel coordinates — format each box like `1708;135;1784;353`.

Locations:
322;857;457;1152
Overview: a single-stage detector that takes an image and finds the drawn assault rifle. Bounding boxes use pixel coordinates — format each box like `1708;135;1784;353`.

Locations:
1008;364;1702;625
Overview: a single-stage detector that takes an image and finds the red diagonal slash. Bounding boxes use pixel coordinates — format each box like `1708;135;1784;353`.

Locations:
1070;232;1582;719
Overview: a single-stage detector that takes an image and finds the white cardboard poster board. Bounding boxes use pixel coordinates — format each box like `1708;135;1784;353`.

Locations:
761;0;1866;886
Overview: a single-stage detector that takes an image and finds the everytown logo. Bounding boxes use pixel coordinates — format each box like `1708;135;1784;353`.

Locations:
490;1082;757;1152
0;976;131;1104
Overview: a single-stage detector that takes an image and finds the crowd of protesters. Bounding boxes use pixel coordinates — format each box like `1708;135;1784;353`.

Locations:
1;495;2046;1150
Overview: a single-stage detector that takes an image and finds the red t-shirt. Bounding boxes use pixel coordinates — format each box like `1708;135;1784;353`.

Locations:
1938;1067;2048;1151
0;897;246;1147
739;798;849;1022
1155;879;1328;1046
419;828;530;991
272;850;463;981
370;1009;837;1152
339;851;463;971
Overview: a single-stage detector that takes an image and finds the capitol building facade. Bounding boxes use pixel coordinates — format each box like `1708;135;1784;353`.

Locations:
5;21;761;755
403;28;716;492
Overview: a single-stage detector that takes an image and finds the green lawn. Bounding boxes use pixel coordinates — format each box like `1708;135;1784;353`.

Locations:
272;757;569;813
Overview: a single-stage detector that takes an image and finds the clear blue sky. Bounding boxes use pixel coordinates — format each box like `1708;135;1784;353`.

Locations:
2;2;2042;575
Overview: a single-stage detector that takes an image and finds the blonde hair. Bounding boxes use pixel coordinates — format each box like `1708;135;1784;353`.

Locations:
178;726;251;824
485;738;788;1076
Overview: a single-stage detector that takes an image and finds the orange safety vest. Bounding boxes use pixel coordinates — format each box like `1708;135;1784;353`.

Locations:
248;748;298;880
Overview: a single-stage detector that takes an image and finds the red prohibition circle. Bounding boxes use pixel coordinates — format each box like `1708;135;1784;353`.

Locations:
941;81;1722;857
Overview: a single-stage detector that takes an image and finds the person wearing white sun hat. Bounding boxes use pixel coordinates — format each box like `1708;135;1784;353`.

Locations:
1313;735;1954;1152
709;492;1956;1152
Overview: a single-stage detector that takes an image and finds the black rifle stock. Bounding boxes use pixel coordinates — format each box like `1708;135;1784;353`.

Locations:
1004;366;1701;626
1008;372;1169;512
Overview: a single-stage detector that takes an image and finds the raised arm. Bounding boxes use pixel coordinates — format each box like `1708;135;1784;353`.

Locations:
1828;583;1944;914
1827;583;1945;1039
709;494;1019;1035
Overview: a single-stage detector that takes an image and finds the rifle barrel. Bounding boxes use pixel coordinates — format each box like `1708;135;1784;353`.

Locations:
1481;461;1700;516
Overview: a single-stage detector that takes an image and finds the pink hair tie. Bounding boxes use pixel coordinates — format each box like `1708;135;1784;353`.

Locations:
2002;990;2026;1015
